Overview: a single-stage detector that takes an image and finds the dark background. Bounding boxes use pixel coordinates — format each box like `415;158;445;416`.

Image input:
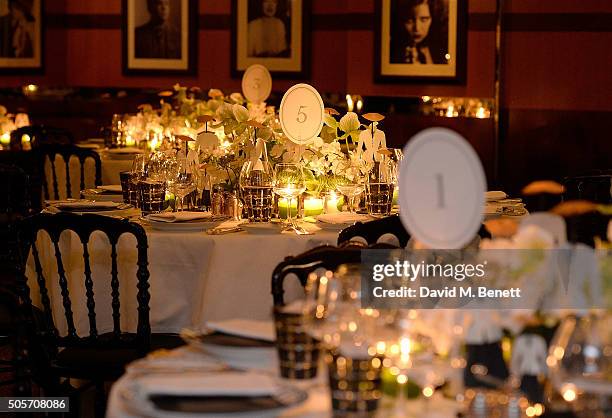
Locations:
0;0;610;195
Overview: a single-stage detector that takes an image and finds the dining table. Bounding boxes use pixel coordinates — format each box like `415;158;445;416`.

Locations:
25;216;342;336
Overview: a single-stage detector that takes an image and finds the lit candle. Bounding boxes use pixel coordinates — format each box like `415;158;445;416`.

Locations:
0;133;10;147
324;192;341;214
303;197;324;217
278;198;297;219
21;134;31;150
125;135;136;147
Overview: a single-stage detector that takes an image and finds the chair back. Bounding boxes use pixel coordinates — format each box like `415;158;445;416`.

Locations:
10;125;74;151
37;144;102;200
17;213;151;355
337;215;411;248
272;245;378;306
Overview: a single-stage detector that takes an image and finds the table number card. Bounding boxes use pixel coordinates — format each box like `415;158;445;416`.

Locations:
242;64;272;104
398;128;486;249
279;83;324;145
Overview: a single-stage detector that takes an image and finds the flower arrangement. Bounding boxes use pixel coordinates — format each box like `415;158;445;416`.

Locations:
124;85;391;194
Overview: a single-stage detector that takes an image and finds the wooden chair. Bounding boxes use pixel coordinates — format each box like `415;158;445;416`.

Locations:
337;215;411;248
337;215;492;248
37;144;102;200
17;213;153;415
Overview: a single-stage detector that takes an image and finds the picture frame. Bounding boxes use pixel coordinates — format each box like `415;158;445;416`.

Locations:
375;0;467;83
232;0;311;79
122;0;197;75
0;0;44;74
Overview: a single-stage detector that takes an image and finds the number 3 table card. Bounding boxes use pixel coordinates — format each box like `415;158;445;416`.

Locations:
398;128;486;249
279;83;325;145
242;64;272;104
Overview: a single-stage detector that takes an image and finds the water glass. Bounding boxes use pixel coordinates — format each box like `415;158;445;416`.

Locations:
273;309;320;380
139;180;166;215
240;160;273;222
119;171;140;207
365;182;394;216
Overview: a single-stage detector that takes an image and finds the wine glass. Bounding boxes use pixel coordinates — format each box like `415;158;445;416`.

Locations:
273;163;306;227
172;171;196;212
336;175;365;214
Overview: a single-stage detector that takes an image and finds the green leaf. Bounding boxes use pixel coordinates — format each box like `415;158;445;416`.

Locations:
323;113;338;129
258;127;273;141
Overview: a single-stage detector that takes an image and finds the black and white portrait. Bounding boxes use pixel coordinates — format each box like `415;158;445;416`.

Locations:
233;0;309;78
376;0;466;82
0;0;42;72
135;0;181;59
247;0;291;58
123;0;196;74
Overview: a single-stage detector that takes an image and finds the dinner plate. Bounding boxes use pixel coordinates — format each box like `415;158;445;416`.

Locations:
120;372;307;418
182;331;277;370
80;191;124;202
143;218;227;232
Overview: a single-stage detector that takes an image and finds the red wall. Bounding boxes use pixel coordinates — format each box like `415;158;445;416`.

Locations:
0;0;498;98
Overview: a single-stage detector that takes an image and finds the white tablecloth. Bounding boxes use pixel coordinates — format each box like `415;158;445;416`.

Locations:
26;224;337;336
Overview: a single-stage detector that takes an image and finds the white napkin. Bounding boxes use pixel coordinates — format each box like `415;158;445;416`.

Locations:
54;201;121;210
137;371;278;397
486;191;507;201
97;185;123;193
106;147;144;154
147;211;213;223
316;212;371;225
205;319;275;342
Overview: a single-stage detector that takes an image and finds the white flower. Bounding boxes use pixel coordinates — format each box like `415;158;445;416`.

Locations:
232;104;249;122
339;112;360;133
513;225;555;249
229;92;245;104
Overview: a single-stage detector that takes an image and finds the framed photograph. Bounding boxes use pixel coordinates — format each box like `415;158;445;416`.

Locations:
122;0;197;75
375;0;467;83
232;0;310;79
0;0;43;73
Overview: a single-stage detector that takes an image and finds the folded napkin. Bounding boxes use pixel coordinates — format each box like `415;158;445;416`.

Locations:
54;201;122;210
316;212;371;225
485;190;507;201
97;185;122;193
205;319;275;342
146;211;213;223
127;348;221;374
137;371;278;397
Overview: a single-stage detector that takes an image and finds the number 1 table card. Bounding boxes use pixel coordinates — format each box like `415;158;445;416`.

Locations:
279;83;324;145
398;128;486;249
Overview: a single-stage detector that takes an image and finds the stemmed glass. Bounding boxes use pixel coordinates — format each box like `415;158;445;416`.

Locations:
172;169;196;212
336;174;365;214
273;163;306;228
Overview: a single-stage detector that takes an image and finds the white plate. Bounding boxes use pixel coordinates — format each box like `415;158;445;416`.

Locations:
241;222;284;235
119;372;306;418
81;191;124;202
143;218;225;232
